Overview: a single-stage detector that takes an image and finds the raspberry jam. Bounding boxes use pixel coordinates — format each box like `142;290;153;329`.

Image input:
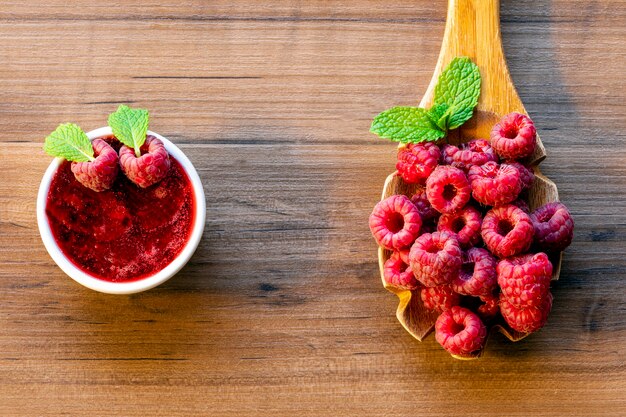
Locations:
46;139;195;282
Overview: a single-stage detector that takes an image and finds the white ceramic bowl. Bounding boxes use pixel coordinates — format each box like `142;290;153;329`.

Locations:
37;127;206;294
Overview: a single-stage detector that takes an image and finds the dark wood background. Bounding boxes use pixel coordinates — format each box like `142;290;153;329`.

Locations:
1;1;624;415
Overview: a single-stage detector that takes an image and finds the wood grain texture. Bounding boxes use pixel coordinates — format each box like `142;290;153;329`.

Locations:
0;0;625;416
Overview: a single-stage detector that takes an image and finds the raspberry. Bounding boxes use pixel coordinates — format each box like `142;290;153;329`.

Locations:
369;195;422;250
420;285;461;312
501;292;552;333
468;161;522;206
396;143;441;185
70;139;119;192
383;251;419;291
507;162;535;190
409;231;462;287
451;247;497;296
482;205;534;258
435;306;487;357
531;202;574;252
477;293;500;322
410;189;439;222
119;135;171;188
437;205;482;248
397;247;411;264
497;253;553;308
511;198;530;213
441;139;498;172
426;166;471;214
490;112;537;160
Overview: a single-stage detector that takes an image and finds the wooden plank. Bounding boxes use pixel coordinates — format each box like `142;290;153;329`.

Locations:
1;141;625;415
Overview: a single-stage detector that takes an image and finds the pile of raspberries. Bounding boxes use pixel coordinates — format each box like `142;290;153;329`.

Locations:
369;112;574;357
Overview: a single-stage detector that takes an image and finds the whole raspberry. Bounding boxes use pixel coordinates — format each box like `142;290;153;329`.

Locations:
397;247;411;264
490;112;537;160
501;292;552;333
369;195;422;250
409;231;462;287
396;143;441;185
437;205;482;248
482;205;534;258
426;165;471;214
435;306;487;357
441;139;498;172
421;285;461;312
70;138;119;192
507;162;535;190
468;161;522;206
451;247;497;296
383;251;419;291
410;189;439;222
511;198;530;213
119;135;171;188
531;202;574;252
497;253;553;308
477;293;500;322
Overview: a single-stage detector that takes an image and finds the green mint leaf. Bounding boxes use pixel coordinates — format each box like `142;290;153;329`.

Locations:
434;57;481;129
108;104;149;156
447;106;475;130
370;106;446;143
427;104;451;131
43;123;94;162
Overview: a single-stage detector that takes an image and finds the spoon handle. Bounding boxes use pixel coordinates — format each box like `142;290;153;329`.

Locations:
420;0;525;116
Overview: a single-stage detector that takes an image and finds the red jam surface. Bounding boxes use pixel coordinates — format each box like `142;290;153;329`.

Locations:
46;138;195;282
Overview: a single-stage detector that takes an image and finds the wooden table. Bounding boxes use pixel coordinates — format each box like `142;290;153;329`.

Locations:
1;1;624;415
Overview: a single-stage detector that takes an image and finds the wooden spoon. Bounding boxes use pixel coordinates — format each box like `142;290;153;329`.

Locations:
377;0;562;359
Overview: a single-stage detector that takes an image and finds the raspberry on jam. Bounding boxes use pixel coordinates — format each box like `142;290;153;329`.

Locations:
119;135;171;188
70;139;119;192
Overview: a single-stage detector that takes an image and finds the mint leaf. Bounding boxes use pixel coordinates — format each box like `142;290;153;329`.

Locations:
370;107;446;143
447;106;475;130
427;104;451;131
434;57;481;129
368;57;482;144
108;105;149;157
43;123;94;162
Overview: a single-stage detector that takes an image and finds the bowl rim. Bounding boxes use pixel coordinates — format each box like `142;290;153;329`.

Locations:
36;126;206;294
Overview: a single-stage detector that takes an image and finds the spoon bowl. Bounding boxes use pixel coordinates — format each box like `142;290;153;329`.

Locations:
376;0;562;359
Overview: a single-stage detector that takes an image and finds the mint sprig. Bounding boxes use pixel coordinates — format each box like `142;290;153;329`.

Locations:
426;103;451;131
370;57;481;143
370;107;446;143
43;123;95;162
108;105;149;157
